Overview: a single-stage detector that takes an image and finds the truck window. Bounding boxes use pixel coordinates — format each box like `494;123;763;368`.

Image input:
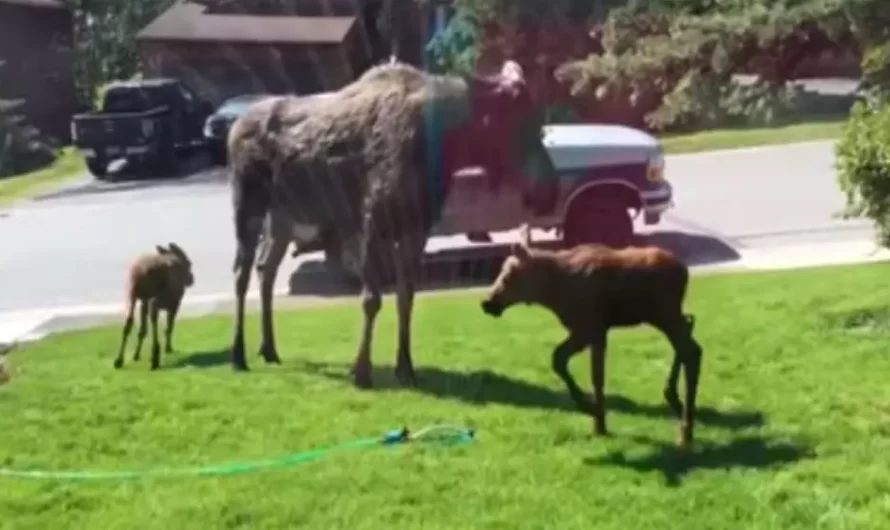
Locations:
102;88;150;113
177;84;195;105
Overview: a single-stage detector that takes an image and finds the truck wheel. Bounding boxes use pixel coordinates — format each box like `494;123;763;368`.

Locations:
154;146;178;177
85;158;109;180
562;193;634;249
209;142;227;166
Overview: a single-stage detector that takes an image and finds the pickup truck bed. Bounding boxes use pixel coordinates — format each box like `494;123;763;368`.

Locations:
72;106;169;160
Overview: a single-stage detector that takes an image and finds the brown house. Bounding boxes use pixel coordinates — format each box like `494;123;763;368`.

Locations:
0;0;78;142
136;0;429;105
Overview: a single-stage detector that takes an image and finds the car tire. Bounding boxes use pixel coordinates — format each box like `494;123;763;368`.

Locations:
323;238;362;290
562;193;635;249
85;157;109;180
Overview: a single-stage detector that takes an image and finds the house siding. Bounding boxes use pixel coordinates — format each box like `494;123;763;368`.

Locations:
140;39;365;104
0;2;78;142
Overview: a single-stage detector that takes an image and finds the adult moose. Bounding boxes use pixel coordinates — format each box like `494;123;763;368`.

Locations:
481;225;704;447
227;59;542;387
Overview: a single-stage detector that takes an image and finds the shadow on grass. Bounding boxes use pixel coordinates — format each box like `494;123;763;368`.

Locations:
163;348;230;369
298;361;765;430
585;434;812;487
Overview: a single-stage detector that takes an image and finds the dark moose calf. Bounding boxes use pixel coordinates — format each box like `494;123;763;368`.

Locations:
481;225;703;447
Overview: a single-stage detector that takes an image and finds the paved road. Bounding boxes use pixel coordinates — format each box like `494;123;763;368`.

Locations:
0;139;873;316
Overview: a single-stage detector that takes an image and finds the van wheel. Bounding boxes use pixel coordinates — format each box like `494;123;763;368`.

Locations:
563;194;634;249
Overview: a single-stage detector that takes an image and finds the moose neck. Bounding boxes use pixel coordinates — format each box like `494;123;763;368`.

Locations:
522;249;587;329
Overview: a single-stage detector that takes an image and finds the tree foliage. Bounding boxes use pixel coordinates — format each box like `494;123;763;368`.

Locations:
437;0;876;131
65;0;174;103
554;0;858;130
835;92;890;246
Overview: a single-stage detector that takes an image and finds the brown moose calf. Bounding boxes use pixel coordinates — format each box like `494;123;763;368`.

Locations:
481;226;703;447
114;243;194;371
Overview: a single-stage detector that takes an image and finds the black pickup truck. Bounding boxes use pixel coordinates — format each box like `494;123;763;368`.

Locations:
70;78;215;179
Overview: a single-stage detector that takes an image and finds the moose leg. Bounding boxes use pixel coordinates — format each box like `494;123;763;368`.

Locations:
113;298;137;369
230;216;262;372
663;355;683;418
551;333;593;415
164;299;180;354
352;235;382;389
133;300;149;361
149;301;162;371
589;330;609;436
656;314;703;447
256;229;288;365
662;314;696;417
393;235;425;386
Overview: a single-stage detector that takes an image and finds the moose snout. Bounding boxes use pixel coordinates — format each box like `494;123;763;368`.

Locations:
481;298;504;318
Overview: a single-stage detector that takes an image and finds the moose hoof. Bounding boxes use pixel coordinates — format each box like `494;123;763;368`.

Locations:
113;358;124;369
663;389;683;418
677;429;694;450
258;344;281;365
353;371;373;389
394;367;417;387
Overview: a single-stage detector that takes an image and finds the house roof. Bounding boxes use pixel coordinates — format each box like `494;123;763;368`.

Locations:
137;2;356;45
0;0;68;9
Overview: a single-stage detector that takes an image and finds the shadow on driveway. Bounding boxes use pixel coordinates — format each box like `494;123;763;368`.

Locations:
287;230;741;298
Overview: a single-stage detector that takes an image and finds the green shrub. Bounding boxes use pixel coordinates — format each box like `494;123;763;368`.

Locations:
860;41;890;93
835;93;890;246
646;73;805;132
0;99;55;179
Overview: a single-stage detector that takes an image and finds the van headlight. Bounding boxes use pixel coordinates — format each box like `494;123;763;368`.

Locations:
646;150;665;182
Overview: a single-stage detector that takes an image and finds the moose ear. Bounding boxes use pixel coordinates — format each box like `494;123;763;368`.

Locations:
512;242;530;261
519;223;532;248
156;245;169;254
501;60;525;83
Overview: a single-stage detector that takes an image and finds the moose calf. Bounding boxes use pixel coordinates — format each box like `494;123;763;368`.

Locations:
114;243;194;370
480;225;703;447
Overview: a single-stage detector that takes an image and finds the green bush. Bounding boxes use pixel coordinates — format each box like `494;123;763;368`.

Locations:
835;93;890;246
860;41;890;93
645;73;805;132
0;99;55;179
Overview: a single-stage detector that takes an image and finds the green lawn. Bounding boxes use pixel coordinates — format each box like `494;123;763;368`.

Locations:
0;148;84;206
3;265;890;529
661;118;845;154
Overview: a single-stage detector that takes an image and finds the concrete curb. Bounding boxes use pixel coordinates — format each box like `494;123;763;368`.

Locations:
1;238;888;345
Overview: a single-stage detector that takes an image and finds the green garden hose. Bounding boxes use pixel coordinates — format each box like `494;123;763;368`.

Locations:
0;424;475;481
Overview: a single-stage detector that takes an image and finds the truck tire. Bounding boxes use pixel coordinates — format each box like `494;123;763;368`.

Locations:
209;141;227;166
153;143;178;177
562;191;635;249
85;157;109;180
